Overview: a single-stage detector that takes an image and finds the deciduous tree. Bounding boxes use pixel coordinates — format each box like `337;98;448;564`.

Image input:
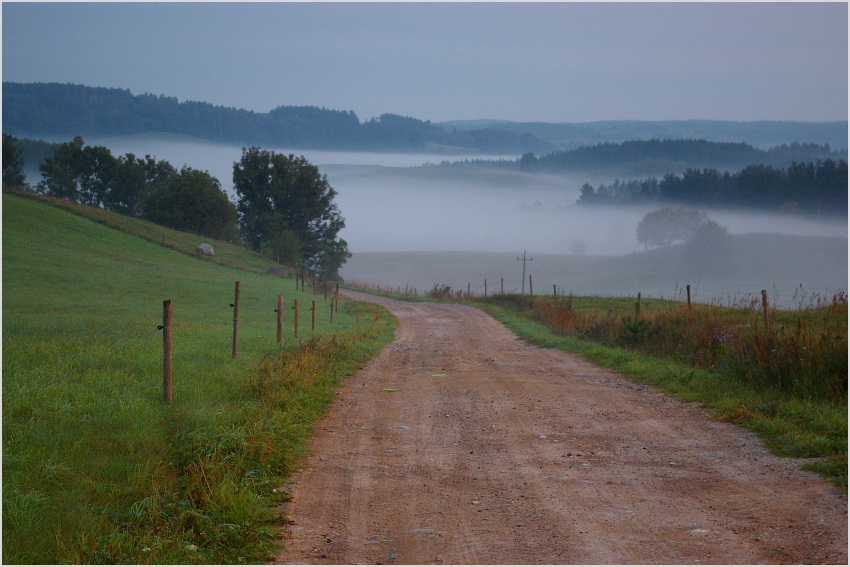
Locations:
2;134;27;188
636;206;707;249
143;166;237;241
233;147;350;277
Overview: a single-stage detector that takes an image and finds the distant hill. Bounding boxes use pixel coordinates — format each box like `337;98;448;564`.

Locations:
2;82;551;154
5;82;846;155
530;138;846;174
440;119;849;151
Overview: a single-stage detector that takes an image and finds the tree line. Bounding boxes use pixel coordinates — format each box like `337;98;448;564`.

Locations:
2;134;350;279
2;82;551;154
577;159;848;216
444;119;848;154
523;138;844;173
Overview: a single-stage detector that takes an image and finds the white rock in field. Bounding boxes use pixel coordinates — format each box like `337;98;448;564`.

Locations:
196;243;214;256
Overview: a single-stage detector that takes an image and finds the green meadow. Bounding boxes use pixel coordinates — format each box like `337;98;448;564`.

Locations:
2;191;396;564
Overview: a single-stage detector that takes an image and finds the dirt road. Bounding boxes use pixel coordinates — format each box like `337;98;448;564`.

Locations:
274;290;847;564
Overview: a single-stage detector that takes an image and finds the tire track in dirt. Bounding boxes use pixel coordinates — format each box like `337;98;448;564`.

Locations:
273;290;846;564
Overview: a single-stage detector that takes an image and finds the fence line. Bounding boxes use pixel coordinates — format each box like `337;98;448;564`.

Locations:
344;276;845;310
156;276;363;402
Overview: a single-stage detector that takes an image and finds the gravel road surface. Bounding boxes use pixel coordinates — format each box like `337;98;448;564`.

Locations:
274;290;847;564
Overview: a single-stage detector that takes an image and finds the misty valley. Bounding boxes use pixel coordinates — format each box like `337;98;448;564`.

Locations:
13;133;848;308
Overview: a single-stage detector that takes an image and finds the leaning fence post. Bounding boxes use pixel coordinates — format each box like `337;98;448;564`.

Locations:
529;274;533;297
232;281;240;358
162;299;173;403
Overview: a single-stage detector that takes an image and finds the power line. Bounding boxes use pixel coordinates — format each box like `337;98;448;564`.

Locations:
516;250;532;294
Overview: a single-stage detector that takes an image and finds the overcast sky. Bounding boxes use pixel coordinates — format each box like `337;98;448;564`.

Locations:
3;2;847;123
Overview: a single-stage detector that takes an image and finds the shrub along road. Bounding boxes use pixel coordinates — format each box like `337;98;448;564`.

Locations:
274;290;846;564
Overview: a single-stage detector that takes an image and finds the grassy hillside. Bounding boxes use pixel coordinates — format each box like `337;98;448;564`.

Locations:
2;192;396;563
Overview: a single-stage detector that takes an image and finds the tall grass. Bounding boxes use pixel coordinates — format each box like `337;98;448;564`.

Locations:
477;292;847;489
508;293;848;401
2;193;396;563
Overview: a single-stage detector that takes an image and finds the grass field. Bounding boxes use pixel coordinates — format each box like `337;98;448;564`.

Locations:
2;191;397;563
341;233;847;309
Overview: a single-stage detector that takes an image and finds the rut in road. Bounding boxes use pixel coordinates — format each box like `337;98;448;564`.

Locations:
273;290;847;565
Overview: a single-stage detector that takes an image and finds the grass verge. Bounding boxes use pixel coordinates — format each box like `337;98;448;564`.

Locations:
3;192;397;563
473;298;847;491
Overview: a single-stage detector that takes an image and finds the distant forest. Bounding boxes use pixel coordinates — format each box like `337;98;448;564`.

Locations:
442;119;849;152
516;139;846;174
577;159;848;217
4;82;847;156
2;82;551;154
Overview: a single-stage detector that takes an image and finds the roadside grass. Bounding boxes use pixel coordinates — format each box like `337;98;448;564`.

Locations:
474;295;847;490
3;192;397;563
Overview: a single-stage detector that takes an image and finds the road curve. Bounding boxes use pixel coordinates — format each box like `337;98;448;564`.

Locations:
273;290;847;564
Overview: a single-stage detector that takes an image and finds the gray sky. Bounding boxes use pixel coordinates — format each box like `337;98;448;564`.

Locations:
2;2;847;123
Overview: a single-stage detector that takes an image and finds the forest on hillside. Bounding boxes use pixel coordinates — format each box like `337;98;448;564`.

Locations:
2;82;552;154
5;83;847;157
463;138;846;175
577;159;848;217
441;119;849;151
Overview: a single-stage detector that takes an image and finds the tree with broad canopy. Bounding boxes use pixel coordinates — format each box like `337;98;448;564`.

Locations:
233;147;350;279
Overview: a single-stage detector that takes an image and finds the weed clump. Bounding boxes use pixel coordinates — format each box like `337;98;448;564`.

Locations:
525;294;848;402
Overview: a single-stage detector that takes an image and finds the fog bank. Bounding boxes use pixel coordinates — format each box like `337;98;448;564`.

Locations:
69;135;847;301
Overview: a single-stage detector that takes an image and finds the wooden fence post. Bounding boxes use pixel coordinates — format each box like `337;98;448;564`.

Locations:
529;274;533;297
484;279;487;298
232;281;240;358
277;294;283;343
162;300;172;403
761;289;770;331
686;284;692;311
294;299;299;338
636;292;642;320
553;284;557;299
501;278;504;294
311;300;316;334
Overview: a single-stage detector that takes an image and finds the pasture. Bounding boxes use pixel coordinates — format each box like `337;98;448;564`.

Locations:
2;192;396;563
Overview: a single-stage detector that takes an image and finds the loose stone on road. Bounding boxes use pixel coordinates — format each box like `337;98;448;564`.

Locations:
273;290;847;564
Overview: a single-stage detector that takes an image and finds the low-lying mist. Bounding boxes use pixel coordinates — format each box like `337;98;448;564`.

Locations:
78;135;847;305
324;164;847;256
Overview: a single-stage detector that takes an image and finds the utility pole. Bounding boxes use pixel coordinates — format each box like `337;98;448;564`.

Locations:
516;250;533;294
